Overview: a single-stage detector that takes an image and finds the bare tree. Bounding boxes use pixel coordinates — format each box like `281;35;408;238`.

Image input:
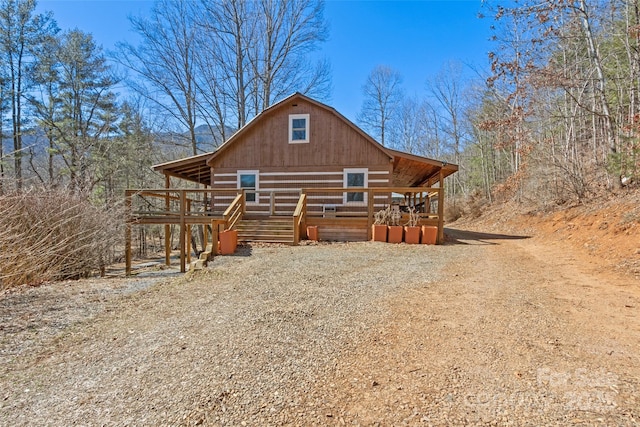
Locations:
196;0;254;131
115;0;201;155
119;0;329;150
251;0;330;110
357;65;403;146
196;0;330;133
393;96;427;153
0;75;7;194
426;61;471;197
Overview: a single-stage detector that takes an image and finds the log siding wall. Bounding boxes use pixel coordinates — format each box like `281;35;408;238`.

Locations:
211;168;391;215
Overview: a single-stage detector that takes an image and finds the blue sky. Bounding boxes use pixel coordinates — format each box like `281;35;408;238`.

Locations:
37;0;492;122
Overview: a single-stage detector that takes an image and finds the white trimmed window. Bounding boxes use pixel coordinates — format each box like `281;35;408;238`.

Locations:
289;114;310;143
343;168;368;204
238;170;259;204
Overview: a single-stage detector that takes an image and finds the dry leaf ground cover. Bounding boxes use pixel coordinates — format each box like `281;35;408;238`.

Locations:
1;223;639;426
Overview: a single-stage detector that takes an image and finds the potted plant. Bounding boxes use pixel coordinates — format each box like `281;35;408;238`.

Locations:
372;208;389;242
307;225;319;241
219;228;238;254
421;225;438;245
387;204;403;243
403;207;421;244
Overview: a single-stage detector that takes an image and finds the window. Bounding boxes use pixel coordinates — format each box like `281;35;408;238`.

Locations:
343;168;368;204
289;114;310;143
238;170;259;204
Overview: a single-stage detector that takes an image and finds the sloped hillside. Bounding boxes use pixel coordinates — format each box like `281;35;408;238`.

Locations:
451;189;640;280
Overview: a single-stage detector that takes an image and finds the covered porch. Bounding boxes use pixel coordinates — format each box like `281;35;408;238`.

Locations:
125;150;458;275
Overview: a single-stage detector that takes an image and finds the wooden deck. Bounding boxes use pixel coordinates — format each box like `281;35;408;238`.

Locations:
125;186;445;275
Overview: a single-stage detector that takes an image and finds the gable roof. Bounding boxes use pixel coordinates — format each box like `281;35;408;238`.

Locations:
206;92;393;165
153;92;457;187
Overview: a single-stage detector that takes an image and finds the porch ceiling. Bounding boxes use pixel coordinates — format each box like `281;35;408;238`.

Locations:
387;148;458;187
152;152;214;186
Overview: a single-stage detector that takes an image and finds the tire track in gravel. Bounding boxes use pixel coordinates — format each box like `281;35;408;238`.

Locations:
2;234;638;426
308;229;640;426
1;243;450;426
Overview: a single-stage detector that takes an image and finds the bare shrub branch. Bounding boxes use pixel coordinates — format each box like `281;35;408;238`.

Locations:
0;189;123;289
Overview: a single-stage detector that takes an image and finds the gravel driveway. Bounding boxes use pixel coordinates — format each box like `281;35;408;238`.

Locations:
1;232;639;426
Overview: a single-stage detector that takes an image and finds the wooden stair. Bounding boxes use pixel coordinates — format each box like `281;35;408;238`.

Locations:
235;216;294;244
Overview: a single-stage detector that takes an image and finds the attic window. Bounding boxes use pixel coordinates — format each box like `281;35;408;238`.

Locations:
289;114;309;144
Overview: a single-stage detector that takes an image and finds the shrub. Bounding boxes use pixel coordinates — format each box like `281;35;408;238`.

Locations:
0;189;123;290
444;202;464;223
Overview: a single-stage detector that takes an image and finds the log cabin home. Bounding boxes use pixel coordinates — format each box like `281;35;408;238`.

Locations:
125;92;458;273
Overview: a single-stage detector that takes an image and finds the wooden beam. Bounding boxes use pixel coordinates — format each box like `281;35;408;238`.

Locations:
187;225;192;264
210;167;215;210
179;190;186;273
186;199;192;265
437;170;445;244
164;174;171;266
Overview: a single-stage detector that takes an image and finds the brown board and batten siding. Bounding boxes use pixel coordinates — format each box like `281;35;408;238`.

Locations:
208;94;394;215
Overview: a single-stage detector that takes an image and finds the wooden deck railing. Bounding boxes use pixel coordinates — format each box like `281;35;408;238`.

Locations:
292;193;307;245
223;192;245;231
125;188;243;275
125;188;240;223
125;184;446;275
301;186;444;241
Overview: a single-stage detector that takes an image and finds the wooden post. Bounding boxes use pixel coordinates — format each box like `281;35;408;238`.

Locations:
301;190;306;235
437;169;445;244
210;167;215;211
202;186;208;255
270;191;275;216
293;216;299;245
203;219;209;250
367;188;375;240
187;225;192;264
164;175;171;266
179;190;186;273
125;190;132;276
211;219;219;256
186;199;192;265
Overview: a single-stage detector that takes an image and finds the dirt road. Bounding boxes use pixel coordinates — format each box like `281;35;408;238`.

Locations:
1;228;639;426
309;229;640;425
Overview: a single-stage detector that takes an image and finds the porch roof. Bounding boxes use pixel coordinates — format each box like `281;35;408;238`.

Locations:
386;148;458;187
152;148;458;188
153;151;214;186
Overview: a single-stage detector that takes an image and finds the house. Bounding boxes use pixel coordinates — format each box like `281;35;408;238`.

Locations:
126;93;458;273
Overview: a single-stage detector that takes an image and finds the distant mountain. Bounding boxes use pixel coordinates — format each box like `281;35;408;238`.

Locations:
193;124;237;150
0;123;238;157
